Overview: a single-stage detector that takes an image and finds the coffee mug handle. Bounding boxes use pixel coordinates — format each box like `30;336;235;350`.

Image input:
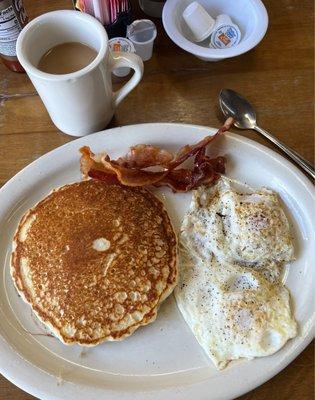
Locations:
110;52;144;107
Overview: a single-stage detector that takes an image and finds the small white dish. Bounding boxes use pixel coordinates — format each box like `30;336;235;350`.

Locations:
162;0;268;61
0;123;314;400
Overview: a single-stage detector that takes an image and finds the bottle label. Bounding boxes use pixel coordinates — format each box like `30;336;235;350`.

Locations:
0;2;23;56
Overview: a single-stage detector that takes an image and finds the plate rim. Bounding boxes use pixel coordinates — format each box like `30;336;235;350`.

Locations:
0;122;314;400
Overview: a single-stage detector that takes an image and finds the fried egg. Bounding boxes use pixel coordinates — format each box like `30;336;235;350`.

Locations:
182;178;294;267
175;178;297;369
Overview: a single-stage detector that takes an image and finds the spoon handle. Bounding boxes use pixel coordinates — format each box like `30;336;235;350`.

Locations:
254;125;315;180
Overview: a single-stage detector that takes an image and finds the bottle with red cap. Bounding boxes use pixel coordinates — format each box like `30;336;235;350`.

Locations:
0;0;28;72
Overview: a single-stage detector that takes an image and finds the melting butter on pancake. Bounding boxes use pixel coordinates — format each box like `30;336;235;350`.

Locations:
11;180;177;345
175;178;297;369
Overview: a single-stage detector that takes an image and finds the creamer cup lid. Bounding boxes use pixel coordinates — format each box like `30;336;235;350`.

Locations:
108;37;135;53
108;38;135;77
210;14;241;49
127;19;157;44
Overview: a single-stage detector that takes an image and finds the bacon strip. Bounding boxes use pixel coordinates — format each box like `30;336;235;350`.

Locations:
116;144;173;168
80;147;168;186
79;118;234;192
88;169;120;184
168;117;234;169
92;158;169;186
155;154;226;192
80;146;113;178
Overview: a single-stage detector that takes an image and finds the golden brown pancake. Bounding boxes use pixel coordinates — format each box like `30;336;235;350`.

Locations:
11;180;177;345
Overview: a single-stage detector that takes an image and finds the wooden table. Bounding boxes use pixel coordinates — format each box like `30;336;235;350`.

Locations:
0;0;314;399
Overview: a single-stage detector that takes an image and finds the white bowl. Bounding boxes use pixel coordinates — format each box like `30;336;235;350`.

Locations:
162;0;268;61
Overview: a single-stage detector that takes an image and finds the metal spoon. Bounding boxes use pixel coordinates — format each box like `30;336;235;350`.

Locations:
219;89;315;180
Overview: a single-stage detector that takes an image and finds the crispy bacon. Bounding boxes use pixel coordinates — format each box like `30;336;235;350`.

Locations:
79;118;234;192
168;117;234;169
91;159;168;187
154;154;226;192
88;169;120;184
80;146;168;186
116;144;173;168
80;146;113;178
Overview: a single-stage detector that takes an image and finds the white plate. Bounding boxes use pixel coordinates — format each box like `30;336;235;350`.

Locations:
0;123;314;400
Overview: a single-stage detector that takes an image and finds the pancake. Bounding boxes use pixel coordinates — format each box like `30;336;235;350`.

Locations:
11;180;178;345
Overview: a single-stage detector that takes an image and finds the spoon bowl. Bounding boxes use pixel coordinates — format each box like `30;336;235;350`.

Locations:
219;89;257;129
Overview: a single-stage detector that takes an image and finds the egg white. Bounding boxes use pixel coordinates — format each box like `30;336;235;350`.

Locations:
175;178;297;369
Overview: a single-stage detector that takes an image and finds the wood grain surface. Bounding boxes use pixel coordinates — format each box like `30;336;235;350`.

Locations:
0;0;314;399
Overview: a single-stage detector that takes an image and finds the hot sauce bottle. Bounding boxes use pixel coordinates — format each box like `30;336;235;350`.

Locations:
0;0;28;72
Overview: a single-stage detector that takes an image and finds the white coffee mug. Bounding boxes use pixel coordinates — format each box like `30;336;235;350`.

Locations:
16;10;144;136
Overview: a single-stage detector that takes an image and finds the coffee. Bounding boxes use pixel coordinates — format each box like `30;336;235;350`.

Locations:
37;42;97;74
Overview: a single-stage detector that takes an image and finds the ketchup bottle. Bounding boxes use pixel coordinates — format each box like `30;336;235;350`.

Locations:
0;0;28;72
